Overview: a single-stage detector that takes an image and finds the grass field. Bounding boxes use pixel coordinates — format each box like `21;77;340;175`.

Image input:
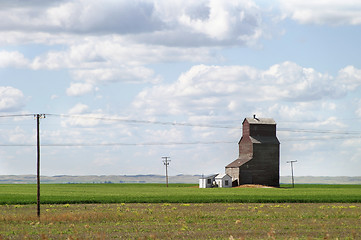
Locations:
1;203;360;239
0;183;361;204
1;184;361;239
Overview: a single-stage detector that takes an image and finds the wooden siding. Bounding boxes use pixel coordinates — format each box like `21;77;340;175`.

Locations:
226;117;280;187
238;136;253;157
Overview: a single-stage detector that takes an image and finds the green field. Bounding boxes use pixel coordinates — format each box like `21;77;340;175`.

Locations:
0;183;361;204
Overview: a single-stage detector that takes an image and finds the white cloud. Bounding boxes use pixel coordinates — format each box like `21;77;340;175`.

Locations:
0;0;271;99
45;0;163;34
61;113;101;128
28;37;211;89
66;82;94;96
137;0;266;47
8;126;32;144
50;94;59;100
31;36;214;69
356;100;361;117
178;0;262;42
0;86;25;112
311;117;347;128
338;66;361;91
0;0;267;47
71;67;161;84
32;51;69;70
132;62;353;119
290;142;320;152
279;0;361;25
262;62;344;100
0;51;29;68
68;103;89;114
145;128;185;143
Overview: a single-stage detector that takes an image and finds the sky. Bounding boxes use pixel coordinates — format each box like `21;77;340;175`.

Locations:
1;0;361;177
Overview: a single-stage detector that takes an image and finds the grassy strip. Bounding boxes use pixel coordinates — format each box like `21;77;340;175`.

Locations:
1;203;360;239
0;184;360;204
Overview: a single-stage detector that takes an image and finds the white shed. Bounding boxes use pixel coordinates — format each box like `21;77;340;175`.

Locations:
215;174;232;188
199;174;218;188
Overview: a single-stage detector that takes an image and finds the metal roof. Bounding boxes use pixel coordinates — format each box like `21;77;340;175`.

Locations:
215;173;231;179
245;117;276;125
250;136;280;144
199;174;218;179
225;155;252;168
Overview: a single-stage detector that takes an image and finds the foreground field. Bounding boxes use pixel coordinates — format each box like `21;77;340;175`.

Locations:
1;203;360;239
0;184;361;204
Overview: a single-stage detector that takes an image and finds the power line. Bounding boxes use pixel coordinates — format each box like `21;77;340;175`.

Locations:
278;128;361;135
281;136;361;142
0;113;360;146
0;140;235;147
3;135;361;147
45;113;361;135
46;113;239;129
1;113;361;136
0;114;34;118
1;134;359;147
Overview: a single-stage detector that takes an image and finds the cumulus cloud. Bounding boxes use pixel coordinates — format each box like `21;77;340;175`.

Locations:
0;0;267;47
71;67;161;84
29;36;214;69
68;103;89;114
61;115;101;128
0;86;25;112
338;66;361;91
132;62;361;121
62;104;102;127
279;0;361;25
0;0;271;98
45;0;163;34
0;51;29;68
152;0;264;46
66;82;94;96
0;35;212;97
28;37;211;89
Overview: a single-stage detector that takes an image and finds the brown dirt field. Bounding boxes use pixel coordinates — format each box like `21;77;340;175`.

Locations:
195;184;275;188
234;184;275;188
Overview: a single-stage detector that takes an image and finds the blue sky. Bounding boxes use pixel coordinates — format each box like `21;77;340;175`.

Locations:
1;0;361;177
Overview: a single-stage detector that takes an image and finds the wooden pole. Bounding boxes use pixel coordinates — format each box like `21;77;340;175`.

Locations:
287;160;297;188
36;114;40;217
162;157;170;187
35;114;45;217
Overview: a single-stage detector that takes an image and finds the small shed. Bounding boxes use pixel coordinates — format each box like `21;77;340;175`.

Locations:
199;174;217;188
215;174;232;188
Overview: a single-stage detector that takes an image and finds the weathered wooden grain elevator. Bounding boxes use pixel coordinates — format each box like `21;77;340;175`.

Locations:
225;116;280;187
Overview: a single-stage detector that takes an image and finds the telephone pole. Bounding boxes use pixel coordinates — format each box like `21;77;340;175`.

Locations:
35;114;45;217
286;160;297;188
162;157;171;187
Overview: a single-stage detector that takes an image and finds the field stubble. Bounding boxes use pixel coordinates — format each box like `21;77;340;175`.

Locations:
0;203;360;239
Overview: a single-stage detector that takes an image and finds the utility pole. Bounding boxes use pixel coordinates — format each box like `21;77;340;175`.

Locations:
162;157;171;187
35;114;45;217
286;160;297;188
